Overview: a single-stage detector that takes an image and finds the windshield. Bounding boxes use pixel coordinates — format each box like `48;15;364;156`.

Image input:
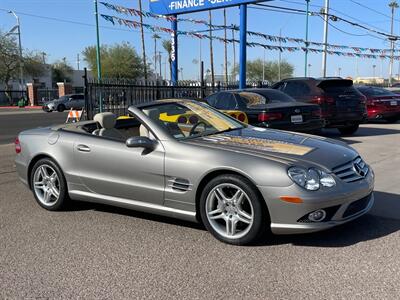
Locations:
239;91;295;106
139;101;245;140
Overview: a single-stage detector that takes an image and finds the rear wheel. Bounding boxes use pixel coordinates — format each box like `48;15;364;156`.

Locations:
57;104;66;112
199;174;268;245
30;158;69;211
338;124;359;135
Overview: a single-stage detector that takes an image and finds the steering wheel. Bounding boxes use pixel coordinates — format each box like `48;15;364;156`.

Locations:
189;121;208;136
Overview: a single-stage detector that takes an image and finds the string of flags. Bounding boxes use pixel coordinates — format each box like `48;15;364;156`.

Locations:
101;14;400;61
100;1;399;55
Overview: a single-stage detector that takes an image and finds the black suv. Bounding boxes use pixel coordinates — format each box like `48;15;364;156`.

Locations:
272;78;367;134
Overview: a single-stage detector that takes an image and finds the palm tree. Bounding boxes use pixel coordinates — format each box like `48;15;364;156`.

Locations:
138;0;147;80
162;40;172;81
208;10;215;88
152;34;161;79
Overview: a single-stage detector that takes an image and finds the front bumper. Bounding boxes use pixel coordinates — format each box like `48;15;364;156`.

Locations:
258;169;374;235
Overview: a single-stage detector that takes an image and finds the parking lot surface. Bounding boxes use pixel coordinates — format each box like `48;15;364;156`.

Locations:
1;121;399;299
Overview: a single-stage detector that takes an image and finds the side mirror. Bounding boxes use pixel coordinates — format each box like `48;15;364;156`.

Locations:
126;136;156;149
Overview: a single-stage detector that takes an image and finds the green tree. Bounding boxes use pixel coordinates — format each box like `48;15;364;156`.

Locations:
162;40;172;81
0;31;46;104
232;58;294;83
83;42;146;79
51;59;73;85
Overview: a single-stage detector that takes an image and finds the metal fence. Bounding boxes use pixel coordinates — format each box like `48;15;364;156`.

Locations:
37;88;58;104
0;90;28;106
85;77;267;119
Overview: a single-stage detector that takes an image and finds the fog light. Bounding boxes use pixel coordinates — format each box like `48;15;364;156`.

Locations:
308;209;326;222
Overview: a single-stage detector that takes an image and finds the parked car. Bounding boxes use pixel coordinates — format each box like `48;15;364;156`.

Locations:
356;86;400;123
205;89;324;133
272;78;367;135
42;94;85;112
15;99;374;245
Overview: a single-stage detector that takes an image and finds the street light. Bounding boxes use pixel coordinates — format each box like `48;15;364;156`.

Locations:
8;11;24;91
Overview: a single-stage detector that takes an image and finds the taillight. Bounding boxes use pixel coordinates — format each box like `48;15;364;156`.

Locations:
15;137;21;154
311;95;335;104
237;113;246;122
258;112;282;122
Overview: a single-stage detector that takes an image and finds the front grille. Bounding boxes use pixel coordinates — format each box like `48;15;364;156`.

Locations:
343;193;372;218
332;156;369;183
167;178;192;192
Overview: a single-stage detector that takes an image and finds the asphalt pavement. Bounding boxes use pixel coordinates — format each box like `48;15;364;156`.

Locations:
0;112;399;298
0;109;67;145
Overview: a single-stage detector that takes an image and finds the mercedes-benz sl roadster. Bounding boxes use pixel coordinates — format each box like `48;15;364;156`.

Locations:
15;99;374;245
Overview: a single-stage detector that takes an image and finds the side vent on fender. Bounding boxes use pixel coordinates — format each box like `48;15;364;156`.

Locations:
167;178;192;192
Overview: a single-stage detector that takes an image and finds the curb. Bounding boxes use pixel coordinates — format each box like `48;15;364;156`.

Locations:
0;106;42;110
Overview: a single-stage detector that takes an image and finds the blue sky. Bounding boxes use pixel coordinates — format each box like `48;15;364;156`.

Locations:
0;0;398;80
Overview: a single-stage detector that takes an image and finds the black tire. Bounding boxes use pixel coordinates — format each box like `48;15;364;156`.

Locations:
30;158;69;211
338;124;359;135
199;174;269;245
385;116;399;123
57;104;66;112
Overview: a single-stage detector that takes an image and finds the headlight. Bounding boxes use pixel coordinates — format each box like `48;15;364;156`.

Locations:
288;166;336;191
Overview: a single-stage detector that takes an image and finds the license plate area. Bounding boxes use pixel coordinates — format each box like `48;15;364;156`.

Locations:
291;115;303;123
390;100;397;106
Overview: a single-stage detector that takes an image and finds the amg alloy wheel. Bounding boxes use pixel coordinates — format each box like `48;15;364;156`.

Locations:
200;174;267;245
31;158;68;210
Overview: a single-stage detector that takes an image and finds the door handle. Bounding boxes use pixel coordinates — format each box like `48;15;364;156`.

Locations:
76;144;91;152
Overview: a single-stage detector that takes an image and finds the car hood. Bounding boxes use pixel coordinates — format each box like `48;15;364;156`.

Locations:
185;127;358;171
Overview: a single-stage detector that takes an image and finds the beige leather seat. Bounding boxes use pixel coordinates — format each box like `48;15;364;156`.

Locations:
92;112;126;140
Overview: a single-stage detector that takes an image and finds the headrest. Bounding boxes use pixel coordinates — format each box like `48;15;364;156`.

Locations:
93;112;116;129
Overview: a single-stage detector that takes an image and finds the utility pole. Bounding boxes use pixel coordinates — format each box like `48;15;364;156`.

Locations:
223;9;228;84
389;1;398;86
209;10;215;88
232;26;236;81
278;29;282;81
304;0;310;77
77;54;80;70
94;0;102;81
373;64;376;78
8;11;23;91
158;51;162;79
321;0;329;77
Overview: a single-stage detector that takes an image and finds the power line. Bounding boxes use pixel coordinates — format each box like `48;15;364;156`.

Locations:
350;0;400;22
278;0;393;35
0;7;170;37
254;3;397;39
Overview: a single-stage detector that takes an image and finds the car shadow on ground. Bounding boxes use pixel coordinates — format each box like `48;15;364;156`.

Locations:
67;191;399;247
260;191;400;248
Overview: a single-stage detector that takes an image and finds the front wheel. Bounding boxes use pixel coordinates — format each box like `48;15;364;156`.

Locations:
30;158;69;211
199;174;268;245
338;124;359;135
57;104;66;112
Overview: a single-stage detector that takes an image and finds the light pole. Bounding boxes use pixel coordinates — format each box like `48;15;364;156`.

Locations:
321;0;330;77
304;0;310;77
8;11;24;91
338;67;342;77
308;63;312;77
372;64;376;78
389;1;398;86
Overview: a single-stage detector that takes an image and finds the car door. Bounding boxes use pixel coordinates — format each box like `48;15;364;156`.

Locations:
68;95;84;109
73;134;165;205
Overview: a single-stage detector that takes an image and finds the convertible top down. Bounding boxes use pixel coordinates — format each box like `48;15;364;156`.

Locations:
15;99;374;245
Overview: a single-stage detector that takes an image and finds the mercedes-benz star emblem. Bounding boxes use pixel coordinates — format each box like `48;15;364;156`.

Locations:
353;162;366;177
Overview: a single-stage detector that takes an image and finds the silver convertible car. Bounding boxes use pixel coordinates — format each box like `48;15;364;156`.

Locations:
15;99;375;245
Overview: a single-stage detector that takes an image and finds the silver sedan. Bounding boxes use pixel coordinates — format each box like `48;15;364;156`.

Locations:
15;99;374;245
